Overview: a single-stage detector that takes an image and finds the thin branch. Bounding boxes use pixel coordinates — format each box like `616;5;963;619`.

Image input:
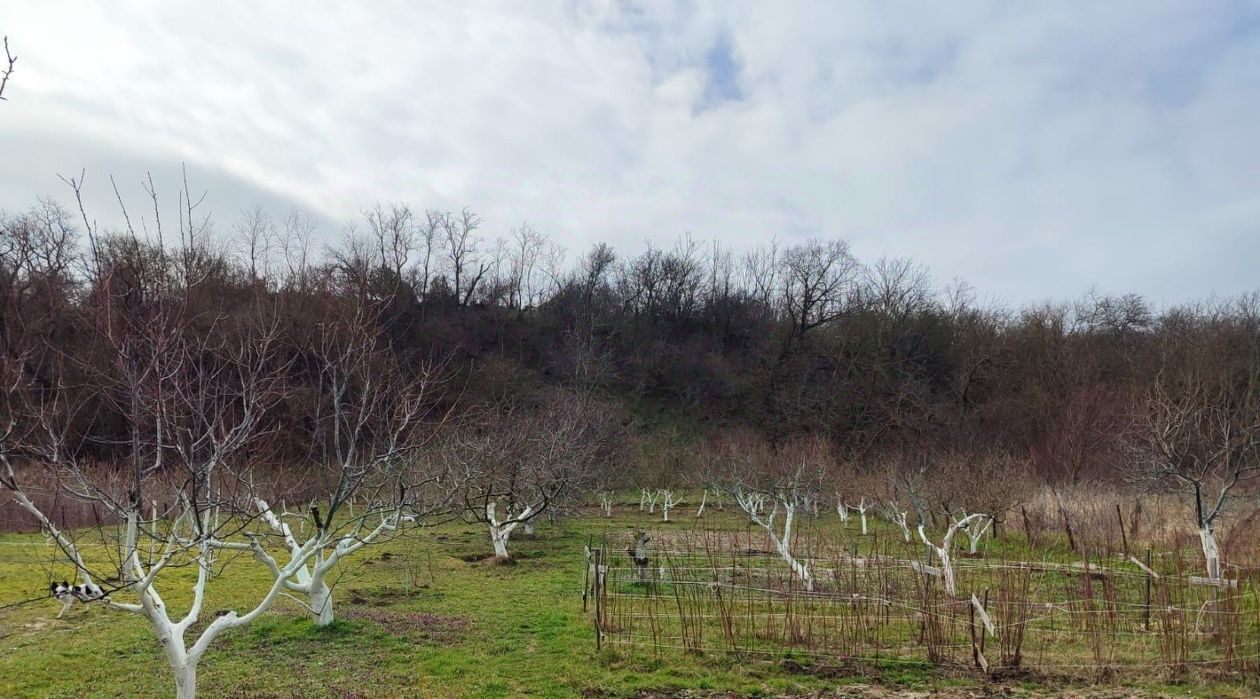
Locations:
0;36;16;101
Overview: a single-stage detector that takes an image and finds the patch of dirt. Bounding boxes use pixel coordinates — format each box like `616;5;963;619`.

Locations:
340;606;466;643
346;586;423;606
457;552;496;563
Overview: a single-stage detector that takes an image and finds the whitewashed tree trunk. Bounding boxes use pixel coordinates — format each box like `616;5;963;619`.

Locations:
847;498;868;535
895;512;911;543
836;496;850;525
939;547;957;596
1200;524;1221;580
309;573;334;626
695;489;708;517
256;499;410;627
485;501;532;560
774;533;812;589
918;513;986;597
3;465;330;699
599;492;613;517
659;490;683;522
173;663;196;699
958;513;992;555
883;507;911;543
490;526;511;559
129;506;328;699
736;490;813;592
640;487;660;513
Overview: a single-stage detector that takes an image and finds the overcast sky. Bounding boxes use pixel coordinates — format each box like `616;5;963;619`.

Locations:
1;1;1258;306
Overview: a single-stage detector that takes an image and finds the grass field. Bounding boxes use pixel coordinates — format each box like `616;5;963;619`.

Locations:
0;505;1256;698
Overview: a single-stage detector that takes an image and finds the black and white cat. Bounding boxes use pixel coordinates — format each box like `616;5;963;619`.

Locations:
49;580;107;618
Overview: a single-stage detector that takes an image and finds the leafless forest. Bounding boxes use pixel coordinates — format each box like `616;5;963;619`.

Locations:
1;180;1258;541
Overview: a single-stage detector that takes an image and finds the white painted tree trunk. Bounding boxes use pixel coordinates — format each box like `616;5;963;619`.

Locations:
152;613;197;699
938;547;957;596
0;481;333;699
659;490;683;521
309;575;334;626
886;509;911;543
599;492;613;517
963;516;992;555
918;513;985;597
773;534;813;592
491;525;511;559
640;488;660;512
255;499;411;627
695;489;708;517
848;498;867;535
1200;524;1221;580
836;498;849;524
486;501;530;560
173;662;196;699
736;491;813;592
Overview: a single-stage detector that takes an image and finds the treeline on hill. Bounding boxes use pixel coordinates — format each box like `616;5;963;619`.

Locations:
1;196;1258;487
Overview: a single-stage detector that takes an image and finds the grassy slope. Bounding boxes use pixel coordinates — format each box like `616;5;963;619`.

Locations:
0;508;1253;698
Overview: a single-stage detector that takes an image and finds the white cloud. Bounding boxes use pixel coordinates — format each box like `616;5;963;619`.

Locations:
0;0;1257;306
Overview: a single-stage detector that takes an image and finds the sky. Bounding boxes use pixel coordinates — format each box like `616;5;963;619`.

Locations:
1;1;1258;307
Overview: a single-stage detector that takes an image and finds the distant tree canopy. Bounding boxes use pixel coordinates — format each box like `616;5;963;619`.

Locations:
2;197;1257;484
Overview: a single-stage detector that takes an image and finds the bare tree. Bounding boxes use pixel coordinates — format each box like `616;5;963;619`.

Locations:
257;308;452;626
279;209;317;292
0;308;314;699
232;206;275;285
1132;347;1260;580
917;513;987;597
459;390;614;560
657;488;684;522
639;486;659;513
719;432;824;591
439;208;488;306
363;203;416;297
780;239;859;344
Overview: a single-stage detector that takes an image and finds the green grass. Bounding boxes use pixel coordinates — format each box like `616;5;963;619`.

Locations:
0;506;1255;698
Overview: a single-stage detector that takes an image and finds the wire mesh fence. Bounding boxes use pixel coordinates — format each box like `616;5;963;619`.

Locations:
584;528;1260;683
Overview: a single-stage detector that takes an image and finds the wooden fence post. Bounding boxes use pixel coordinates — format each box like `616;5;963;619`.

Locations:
582;534;592;612
1115;504;1128;558
594;547;603;652
1143;548;1152;631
